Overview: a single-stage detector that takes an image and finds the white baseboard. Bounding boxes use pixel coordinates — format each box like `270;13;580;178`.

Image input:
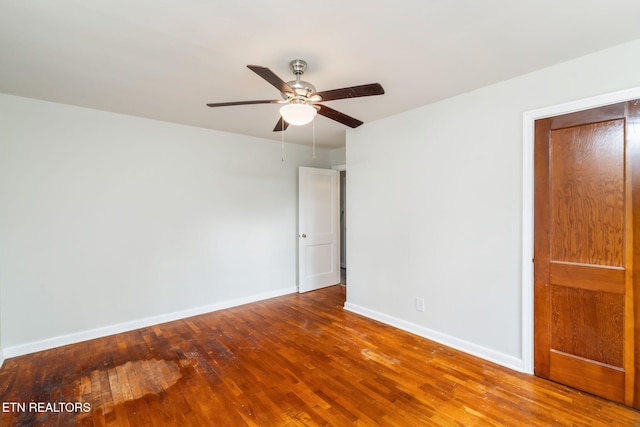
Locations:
2;286;296;361
343;302;525;373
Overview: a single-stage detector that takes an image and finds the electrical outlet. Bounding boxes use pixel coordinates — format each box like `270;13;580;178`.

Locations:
415;297;425;312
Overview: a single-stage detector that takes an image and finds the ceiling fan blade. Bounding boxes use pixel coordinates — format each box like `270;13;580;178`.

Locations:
247;65;297;96
273;117;290;132
317;104;364;128
206;100;280;107
312;83;385;102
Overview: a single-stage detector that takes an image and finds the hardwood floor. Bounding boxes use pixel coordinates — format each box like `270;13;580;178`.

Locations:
1;285;639;426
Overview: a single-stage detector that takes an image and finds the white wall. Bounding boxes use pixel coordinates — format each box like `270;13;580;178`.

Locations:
330;147;346;167
345;39;640;371
0;94;333;357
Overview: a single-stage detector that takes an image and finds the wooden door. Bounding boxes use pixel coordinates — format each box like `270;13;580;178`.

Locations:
298;167;340;293
534;100;640;408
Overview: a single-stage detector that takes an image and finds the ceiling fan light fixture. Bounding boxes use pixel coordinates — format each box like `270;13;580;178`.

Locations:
279;103;316;126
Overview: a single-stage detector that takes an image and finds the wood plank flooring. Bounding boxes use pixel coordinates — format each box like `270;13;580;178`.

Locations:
1;285;639;426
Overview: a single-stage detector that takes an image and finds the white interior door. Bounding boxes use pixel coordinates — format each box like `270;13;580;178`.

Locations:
298;166;340;293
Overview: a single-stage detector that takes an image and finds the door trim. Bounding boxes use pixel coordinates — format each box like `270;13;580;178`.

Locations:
522;86;640;375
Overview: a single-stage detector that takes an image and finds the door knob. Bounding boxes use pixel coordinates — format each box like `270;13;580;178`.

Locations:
300;234;307;238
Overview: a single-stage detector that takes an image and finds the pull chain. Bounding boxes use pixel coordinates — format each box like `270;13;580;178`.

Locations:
312;115;316;159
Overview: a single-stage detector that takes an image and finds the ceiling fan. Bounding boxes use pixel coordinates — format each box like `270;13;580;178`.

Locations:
206;59;385;131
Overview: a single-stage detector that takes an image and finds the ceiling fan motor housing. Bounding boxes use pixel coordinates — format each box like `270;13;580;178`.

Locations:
283;59;316;99
285;80;316;99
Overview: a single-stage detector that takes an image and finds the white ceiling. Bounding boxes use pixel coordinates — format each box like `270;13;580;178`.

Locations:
2;1;640;149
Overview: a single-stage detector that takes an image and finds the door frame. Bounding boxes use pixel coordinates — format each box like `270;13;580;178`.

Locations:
522;85;640;375
333;165;347;271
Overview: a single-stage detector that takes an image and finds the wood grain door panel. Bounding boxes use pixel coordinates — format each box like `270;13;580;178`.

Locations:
550;286;624;367
550;120;625;267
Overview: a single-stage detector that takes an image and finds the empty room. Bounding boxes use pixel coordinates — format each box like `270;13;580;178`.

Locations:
2;1;640;425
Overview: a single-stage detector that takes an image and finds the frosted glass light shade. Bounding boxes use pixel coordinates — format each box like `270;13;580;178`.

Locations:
279;103;317;126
